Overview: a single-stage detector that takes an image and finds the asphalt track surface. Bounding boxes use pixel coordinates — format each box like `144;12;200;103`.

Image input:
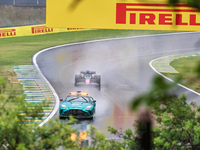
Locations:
35;32;200;135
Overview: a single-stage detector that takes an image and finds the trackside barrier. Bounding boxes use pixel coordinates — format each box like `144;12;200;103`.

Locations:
47;0;200;31
0;24;90;38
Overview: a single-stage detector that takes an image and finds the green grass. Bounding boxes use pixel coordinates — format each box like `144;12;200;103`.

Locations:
167;57;200;93
0;29;174;65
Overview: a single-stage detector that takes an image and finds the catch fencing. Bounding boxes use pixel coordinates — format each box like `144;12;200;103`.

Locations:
0;0;46;5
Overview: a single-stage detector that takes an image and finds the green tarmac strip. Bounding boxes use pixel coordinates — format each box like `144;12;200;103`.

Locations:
13;65;55;125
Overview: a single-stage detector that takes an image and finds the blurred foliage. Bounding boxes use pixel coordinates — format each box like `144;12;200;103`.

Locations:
168;0;200;9
131;74;200;149
131;76;178;110
0;77;141;149
153;94;200;149
195;60;200;78
69;0;200;10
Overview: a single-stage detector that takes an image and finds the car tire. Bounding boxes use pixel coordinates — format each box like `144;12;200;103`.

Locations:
75;75;79;86
95;75;100;83
59;115;64;119
98;85;101;91
89;116;93;120
97;76;101;90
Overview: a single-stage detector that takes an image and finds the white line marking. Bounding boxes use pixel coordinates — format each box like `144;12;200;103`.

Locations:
149;56;200;96
33;49;60;127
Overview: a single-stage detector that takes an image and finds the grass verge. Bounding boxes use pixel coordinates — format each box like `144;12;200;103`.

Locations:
165;56;200;93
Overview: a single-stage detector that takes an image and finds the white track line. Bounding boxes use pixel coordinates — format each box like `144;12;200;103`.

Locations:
149;56;200;96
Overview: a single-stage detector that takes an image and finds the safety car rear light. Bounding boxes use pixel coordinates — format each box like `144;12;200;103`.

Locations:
70;91;88;96
81;92;88;96
70;92;77;95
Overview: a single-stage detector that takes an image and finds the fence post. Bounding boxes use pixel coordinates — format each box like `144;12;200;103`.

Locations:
13;0;15;5
37;0;39;5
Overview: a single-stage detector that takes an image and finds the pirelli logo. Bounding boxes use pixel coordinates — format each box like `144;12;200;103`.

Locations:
0;29;16;37
116;3;200;26
31;26;53;34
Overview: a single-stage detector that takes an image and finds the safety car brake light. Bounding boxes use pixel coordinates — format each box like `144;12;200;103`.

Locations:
70;92;77;95
81;92;88;96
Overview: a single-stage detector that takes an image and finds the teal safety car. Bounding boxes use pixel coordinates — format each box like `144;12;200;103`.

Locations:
59;91;96;119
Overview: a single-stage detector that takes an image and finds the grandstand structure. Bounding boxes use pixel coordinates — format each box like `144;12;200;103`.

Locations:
0;0;46;6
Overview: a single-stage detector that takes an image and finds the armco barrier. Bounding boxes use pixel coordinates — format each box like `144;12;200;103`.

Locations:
0;24;89;38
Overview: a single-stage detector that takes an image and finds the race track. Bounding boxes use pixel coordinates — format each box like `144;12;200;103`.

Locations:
35;32;200;135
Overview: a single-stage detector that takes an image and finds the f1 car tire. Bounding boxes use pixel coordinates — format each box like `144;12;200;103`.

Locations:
95;75;101;83
75;75;79;86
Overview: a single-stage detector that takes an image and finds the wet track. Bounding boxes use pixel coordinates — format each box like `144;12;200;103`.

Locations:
36;32;200;135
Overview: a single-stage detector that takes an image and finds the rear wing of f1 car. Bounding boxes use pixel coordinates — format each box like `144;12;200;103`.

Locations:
80;70;96;74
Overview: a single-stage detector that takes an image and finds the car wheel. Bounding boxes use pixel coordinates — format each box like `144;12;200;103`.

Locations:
59;115;64;119
75;75;79;86
97;76;101;85
98;85;101;91
89;116;93;120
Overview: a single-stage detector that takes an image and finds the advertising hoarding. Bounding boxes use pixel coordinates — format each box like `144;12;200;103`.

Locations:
46;0;200;31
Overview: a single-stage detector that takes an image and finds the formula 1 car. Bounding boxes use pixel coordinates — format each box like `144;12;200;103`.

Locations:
59;91;96;119
75;70;101;90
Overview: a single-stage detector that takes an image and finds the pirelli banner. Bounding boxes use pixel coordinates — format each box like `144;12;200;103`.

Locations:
46;0;200;31
0;24;87;38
